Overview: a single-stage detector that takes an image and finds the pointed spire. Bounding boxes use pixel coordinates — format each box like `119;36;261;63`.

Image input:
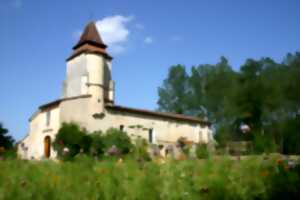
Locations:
73;21;107;49
67;21;112;61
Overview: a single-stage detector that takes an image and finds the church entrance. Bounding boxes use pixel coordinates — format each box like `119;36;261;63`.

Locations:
44;136;51;158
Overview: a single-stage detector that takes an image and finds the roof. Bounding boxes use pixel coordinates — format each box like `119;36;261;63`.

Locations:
73;21;106;49
39;95;92;110
105;104;210;125
37;95;210;125
67;22;112;61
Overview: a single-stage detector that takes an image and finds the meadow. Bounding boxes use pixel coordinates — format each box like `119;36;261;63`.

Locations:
0;154;299;200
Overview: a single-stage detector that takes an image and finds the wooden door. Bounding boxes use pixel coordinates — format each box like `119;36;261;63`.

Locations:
44;136;51;158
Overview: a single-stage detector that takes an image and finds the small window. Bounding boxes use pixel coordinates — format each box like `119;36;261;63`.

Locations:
148;129;153;143
120;125;124;131
46;111;51;126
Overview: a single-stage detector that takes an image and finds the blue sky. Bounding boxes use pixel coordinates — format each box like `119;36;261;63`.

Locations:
0;0;299;140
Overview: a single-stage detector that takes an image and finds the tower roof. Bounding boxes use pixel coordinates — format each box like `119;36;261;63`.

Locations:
73;22;107;49
67;21;112;61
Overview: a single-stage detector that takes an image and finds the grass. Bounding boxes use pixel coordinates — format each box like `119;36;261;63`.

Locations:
0;155;299;200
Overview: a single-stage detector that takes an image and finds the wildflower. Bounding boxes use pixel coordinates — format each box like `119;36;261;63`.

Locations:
116;158;123;166
276;159;284;165
287;160;296;170
63;147;70;156
260;170;269;177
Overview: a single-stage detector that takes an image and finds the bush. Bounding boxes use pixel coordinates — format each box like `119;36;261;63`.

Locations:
176;137;191;156
102;128;133;155
253;133;277;154
196;143;209;159
133;137;151;161
53;122;91;160
89;131;104;158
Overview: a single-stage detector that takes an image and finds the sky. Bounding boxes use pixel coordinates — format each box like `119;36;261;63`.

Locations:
0;0;299;140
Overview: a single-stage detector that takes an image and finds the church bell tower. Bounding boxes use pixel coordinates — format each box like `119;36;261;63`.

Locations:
63;22;114;114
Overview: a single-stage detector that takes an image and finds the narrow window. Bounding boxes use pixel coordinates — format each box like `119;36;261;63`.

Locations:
46;111;51;126
120;125;124;131
149;129;153;143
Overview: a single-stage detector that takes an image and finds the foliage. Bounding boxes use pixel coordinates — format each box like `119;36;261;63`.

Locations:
253;133;277;154
0;123;14;150
176;137;191;156
52;122;91;160
89;131;104;157
195;143;209;159
102;128;133;155
0;155;299;199
158;52;300;154
133;136;151;161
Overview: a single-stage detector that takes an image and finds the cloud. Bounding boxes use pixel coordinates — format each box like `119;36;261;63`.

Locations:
95;15;133;54
144;36;153;44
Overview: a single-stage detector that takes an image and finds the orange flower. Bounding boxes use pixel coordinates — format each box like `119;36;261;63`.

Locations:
276;159;284;165
260;170;269;177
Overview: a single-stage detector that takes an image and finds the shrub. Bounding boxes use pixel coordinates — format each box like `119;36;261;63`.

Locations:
176;137;191;156
89;131;104;158
102;128;133;155
133;137;151;161
253;133;277;154
195;143;209;159
53;122;91;160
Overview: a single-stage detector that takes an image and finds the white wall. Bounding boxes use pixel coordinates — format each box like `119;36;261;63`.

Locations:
65;54;88;97
18;106;60;160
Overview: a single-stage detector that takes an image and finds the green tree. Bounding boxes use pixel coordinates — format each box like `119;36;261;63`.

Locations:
157;52;300;154
0;123;14;149
157;65;189;114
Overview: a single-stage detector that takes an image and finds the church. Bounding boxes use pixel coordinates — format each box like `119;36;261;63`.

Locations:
17;22;213;159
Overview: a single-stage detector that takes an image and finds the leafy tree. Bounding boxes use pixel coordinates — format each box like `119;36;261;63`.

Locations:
157;65;189;114
189;57;237;122
0;123;14;149
157;52;300;154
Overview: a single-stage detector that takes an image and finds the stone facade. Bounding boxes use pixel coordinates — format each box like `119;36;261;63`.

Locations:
17;22;213;160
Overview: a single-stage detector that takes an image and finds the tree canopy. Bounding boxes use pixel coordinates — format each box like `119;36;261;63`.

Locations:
157;52;300;154
0;123;14;149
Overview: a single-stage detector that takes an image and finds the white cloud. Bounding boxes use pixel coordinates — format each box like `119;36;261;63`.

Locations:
144;36;153;44
95;15;133;54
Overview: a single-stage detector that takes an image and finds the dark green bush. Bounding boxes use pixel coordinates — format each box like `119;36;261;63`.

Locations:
53;122;91;160
102;128;133;155
253;133;277;154
195;143;209;159
89;131;104;157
